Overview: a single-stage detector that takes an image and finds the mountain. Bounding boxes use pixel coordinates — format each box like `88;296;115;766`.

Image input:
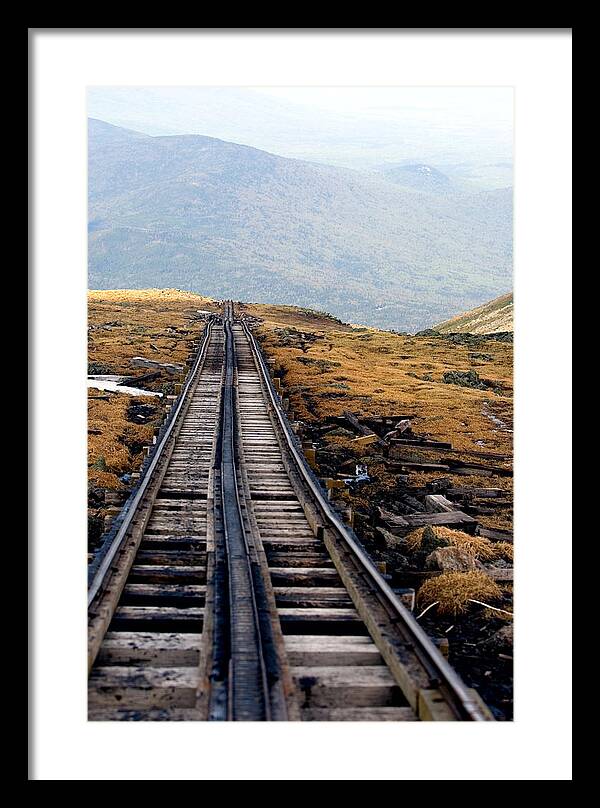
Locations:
433;293;513;334
88;87;514;181
88;119;513;332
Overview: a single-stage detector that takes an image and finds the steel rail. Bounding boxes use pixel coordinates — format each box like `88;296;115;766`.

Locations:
87;319;214;608
241;315;490;721
219;306;273;720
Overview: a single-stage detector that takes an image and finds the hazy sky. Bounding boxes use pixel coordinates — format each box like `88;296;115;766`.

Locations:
255;86;513;127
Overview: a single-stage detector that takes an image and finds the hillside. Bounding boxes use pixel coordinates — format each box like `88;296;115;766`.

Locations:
434;293;513;334
88;289;512;529
88;119;512;332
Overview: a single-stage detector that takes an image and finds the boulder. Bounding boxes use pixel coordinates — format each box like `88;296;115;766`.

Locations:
481;624;513;652
425;546;480;572
420;525;451;554
376;526;407;551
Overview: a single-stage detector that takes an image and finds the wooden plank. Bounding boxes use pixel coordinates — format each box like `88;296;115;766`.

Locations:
274;590;353;608
324;477;348;490
393;460;451;472
266;553;334;567
97;632;201;666
88;666;199;709
88;707;203;721
284;635;382;666
121;370;162;386
269;567;341;586
448;460;513;477
424;494;457;513
129;565;206;584
362;415;416;426
486;568;514;581
123;583;205;602
394;567;513;583
390;438;452;449
377;507;409;527
382;511;477;535
301;706;416;721
456;450;512;462
478;526;514;543
418;689;456;721
110;606;203;631
351;433;379;446
400;511;478;533
291;665;401;708
321;528;432;715
447;487;505;498
261;538;321;553
134;550;206;566
343;411;376;436
342;411;386;447
130;357;184;375
278;607;360;621
425;477;452;493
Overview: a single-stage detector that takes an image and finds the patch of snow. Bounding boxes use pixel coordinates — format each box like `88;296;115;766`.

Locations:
482;403;512;433
88;379;163;398
88;374;125;383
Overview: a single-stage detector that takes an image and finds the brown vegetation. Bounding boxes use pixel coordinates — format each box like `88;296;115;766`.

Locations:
405;526;512;562
241;302;513;533
417;571;503;616
88;289;218;491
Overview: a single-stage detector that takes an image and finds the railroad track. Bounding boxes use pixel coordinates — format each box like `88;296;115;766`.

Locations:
88;302;493;721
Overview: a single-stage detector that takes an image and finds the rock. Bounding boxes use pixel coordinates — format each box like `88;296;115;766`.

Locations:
326;427;355;438
420;525;451;554
376;526;407;551
481;624;513;652
426;477;452;493
424;546;479;572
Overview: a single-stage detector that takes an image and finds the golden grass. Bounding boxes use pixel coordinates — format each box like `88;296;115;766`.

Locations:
88;395;154;489
483;608;514;621
404;526;509;561
88;288;219;376
241;300;513;532
417;571;503;616
494;542;514;562
405;528;429;553
243;302;513;457
88;289;218;491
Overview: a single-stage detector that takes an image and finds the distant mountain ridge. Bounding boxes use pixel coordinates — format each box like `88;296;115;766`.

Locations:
88;118;513;331
434;293;513;334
